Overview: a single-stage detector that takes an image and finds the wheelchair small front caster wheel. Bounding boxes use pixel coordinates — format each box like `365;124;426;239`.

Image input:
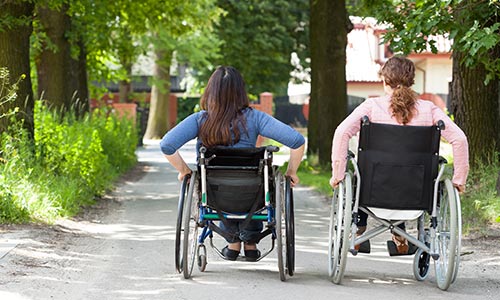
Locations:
197;244;207;272
413;248;430;281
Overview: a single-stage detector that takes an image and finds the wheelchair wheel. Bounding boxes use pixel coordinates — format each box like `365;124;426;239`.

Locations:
328;173;353;284
175;176;190;273
413;246;431;281
276;173;287;281
285;176;295;276
434;178;458;290
182;172;199;279
197;244;207;272
451;188;462;284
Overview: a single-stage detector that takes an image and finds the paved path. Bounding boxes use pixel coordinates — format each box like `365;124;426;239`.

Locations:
0;143;498;300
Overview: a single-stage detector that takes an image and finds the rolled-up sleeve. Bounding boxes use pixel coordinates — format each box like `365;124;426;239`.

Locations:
160;113;201;155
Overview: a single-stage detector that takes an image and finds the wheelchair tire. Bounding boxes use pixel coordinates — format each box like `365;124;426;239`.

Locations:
197;244;207;272
276;173;287;281
285;176;295;276
451;188;462;284
434;178;458;290
175;176;190;274
182;172;199;279
328;172;353;284
413;247;431;281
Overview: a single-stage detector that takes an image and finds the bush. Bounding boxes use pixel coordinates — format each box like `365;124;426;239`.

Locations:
0;100;138;223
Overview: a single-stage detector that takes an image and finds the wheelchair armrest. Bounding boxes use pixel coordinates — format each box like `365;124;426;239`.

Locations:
439;156;448;165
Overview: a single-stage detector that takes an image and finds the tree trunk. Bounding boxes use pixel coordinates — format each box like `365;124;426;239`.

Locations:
308;0;349;166
143;49;173;140
36;4;80;114
0;2;35;136
450;52;500;164
73;39;89;116
118;78;131;103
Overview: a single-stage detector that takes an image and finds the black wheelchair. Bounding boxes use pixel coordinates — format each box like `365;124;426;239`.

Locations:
175;146;295;281
329;116;462;291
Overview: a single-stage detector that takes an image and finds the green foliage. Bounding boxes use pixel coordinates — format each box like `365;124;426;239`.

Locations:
280;157;333;196
0;100;138;223
0;67;22;120
210;0;309;95
461;157;500;233
357;0;500;83
177;97;200;123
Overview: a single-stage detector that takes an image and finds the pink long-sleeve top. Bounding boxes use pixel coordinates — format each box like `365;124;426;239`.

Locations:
331;95;469;186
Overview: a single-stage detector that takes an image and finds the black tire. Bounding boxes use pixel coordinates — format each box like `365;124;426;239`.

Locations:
275;173;286;281
182;172;199;279
285;176;295;276
175;176;190;273
413;247;431;281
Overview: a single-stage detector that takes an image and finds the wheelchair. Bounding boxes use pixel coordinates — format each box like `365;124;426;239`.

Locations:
175;146;295;281
328;116;462;291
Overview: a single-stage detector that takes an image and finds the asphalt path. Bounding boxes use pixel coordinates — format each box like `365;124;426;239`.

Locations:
0;142;498;300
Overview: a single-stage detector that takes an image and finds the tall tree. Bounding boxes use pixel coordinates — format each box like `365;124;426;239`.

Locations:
0;1;35;135
308;0;351;165
213;0;309;96
143;0;222;140
358;0;500;164
35;2;83;113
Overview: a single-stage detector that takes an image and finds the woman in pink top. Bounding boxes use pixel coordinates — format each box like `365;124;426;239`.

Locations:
329;56;469;254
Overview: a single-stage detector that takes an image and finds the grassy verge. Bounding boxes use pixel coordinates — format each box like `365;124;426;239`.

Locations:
0;101;138;224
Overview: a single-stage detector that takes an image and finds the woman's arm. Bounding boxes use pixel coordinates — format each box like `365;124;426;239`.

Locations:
160;112;200;180
285;143;305;186
164;151;192;181
432;106;469;192
330;99;373;188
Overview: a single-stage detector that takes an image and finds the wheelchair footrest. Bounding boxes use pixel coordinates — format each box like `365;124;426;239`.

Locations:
387;240;418;256
356;240;371;254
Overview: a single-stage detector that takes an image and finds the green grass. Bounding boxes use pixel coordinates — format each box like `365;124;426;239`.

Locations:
460;158;500;234
0;101;138;224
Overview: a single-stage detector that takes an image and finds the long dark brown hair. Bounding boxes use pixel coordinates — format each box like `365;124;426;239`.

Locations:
199;66;249;147
379;56;418;125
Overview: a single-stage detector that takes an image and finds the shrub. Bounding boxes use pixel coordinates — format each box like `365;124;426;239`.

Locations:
0;100;138;223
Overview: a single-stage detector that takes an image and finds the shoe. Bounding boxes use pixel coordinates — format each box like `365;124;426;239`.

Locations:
387;234;418;256
244;249;261;261
221;246;239;261
354;226;370;254
243;243;261;261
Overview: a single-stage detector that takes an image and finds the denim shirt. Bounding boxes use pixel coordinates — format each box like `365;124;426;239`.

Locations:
160;107;305;155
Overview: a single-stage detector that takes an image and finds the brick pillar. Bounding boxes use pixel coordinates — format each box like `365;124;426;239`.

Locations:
259;92;273;115
169;94;177;129
256;92;274;147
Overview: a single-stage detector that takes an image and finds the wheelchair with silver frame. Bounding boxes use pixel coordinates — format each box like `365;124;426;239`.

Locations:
329;116;461;291
175;146;295;281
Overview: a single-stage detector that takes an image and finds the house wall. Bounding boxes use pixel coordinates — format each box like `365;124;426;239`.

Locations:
347;82;384;99
413;56;452;95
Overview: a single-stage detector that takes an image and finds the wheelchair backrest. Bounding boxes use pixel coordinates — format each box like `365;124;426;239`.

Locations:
199;147;275;213
357;116;442;211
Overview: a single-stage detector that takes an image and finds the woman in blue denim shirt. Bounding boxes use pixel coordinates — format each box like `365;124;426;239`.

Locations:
160;66;305;261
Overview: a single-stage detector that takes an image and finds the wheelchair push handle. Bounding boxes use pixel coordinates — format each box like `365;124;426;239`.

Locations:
266;145;280;153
